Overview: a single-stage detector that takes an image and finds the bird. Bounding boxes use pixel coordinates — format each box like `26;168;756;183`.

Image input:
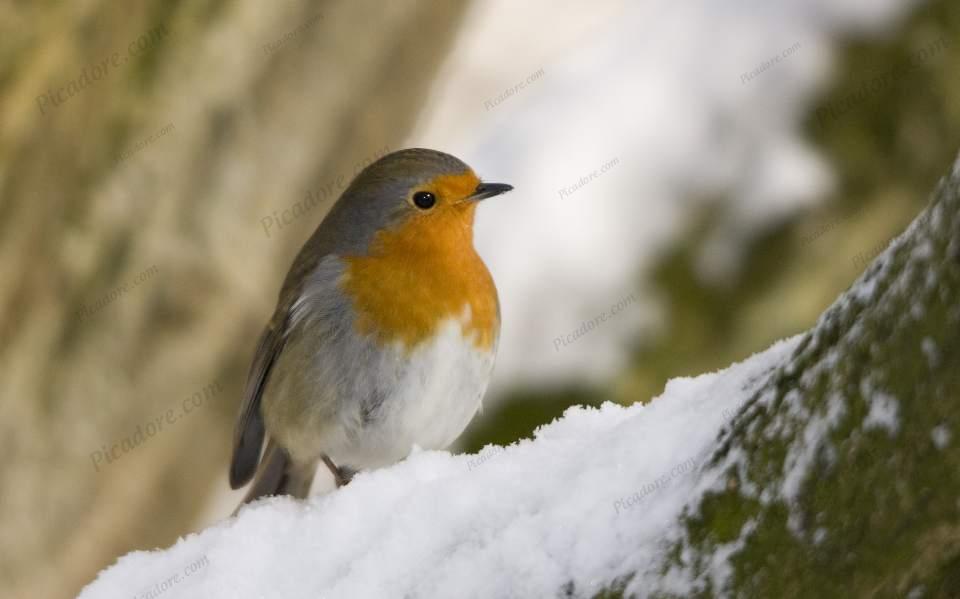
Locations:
229;148;513;510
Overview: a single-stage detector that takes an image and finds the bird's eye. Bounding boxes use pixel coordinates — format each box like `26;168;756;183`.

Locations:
412;191;436;210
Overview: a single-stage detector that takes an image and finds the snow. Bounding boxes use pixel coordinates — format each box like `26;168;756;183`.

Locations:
921;337;940;368
862;390;901;434
931;425;951;450
782;392;848;503
79;336;802;599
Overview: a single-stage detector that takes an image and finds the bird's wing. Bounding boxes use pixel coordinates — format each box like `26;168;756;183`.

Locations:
229;251;345;489
229;317;286;489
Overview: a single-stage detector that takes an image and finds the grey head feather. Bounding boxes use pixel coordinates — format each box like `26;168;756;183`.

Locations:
277;148;475;308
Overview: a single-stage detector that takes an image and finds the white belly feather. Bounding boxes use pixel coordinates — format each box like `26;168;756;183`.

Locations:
266;300;497;471
330;313;495;469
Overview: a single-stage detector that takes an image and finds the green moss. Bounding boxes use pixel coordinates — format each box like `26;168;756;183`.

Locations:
129;0;183;91
689;488;762;545
655;160;960;595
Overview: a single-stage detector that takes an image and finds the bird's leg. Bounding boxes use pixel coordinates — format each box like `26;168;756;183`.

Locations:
321;455;356;488
338;466;356;487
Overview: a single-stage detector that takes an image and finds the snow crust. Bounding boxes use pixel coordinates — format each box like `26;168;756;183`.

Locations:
80;338;801;599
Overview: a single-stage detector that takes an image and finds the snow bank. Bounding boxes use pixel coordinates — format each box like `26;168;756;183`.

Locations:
80;336;801;599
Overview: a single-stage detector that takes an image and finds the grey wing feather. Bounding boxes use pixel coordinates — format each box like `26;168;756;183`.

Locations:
229;319;286;489
229;246;342;489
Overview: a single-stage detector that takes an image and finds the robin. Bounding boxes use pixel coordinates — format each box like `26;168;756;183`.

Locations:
229;148;513;509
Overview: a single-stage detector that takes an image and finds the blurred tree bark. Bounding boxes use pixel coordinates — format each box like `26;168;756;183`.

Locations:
0;1;470;598
603;155;960;596
460;1;960;458
616;0;960;406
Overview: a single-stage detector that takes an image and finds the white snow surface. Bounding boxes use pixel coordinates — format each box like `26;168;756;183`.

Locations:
80;337;802;599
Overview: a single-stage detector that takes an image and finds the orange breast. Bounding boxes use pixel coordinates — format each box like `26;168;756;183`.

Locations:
341;194;499;353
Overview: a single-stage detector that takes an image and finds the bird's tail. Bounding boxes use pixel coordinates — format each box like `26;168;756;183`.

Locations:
233;438;315;515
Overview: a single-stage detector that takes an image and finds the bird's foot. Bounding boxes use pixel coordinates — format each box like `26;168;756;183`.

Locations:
322;455;356;488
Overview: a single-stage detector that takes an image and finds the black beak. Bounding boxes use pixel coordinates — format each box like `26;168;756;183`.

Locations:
469;182;513;202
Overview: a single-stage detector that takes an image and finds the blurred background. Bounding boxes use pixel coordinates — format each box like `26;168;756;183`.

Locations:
0;0;957;597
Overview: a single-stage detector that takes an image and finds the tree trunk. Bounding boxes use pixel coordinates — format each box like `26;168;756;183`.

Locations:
644;154;960;597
